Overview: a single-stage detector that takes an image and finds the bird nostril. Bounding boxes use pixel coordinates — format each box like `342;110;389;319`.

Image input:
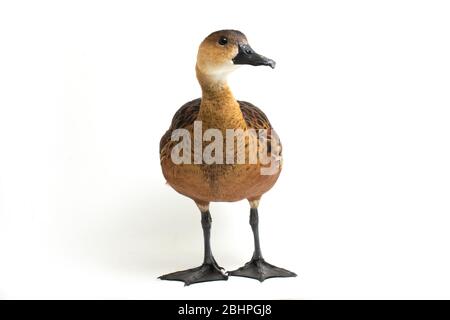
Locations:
245;49;253;55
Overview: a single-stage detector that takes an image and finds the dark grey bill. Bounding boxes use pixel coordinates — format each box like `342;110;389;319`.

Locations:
232;43;276;69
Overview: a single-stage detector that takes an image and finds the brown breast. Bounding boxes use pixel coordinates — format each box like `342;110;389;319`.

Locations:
160;99;282;203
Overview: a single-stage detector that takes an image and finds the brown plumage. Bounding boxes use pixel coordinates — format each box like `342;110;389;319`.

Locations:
159;98;276;162
159;97;281;205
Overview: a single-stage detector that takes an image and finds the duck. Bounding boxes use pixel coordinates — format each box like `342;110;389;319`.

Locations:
159;30;296;285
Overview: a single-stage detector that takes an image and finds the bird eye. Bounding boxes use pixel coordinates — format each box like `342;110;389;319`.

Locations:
218;36;228;45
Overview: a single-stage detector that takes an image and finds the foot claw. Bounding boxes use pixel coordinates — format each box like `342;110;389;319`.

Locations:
160;263;228;285
229;258;296;282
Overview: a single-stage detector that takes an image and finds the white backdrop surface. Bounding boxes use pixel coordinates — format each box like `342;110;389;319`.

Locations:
0;0;450;299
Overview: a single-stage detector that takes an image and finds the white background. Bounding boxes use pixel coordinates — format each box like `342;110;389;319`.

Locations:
1;0;450;299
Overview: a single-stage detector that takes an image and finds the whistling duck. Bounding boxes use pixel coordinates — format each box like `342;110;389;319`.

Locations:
159;30;296;285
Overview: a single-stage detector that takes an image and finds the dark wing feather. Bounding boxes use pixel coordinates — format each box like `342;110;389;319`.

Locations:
239;100;281;157
238;100;272;130
159;98;201;156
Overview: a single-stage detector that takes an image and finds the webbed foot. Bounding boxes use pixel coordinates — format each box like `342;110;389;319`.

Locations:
230;258;296;282
159;263;228;286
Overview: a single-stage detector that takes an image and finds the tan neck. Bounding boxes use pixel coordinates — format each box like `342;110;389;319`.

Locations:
196;65;247;130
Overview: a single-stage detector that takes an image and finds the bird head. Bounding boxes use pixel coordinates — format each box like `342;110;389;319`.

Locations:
196;30;275;82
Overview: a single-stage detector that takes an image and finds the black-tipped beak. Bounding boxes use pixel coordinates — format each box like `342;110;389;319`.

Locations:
232;43;276;69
